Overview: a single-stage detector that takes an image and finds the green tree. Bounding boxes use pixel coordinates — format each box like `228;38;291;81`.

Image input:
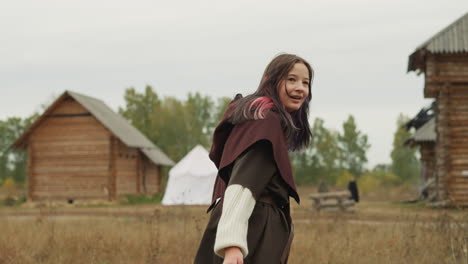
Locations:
212;97;232;127
0;115;37;183
0;122;9;181
291;118;342;185
372;163;392;173
157;96;196;161
313;118;342;184
290;147;321;185
118;85;161;143
369;165;401;186
390;114;420;182
119;86;220;162
337;115;371;178
292;118;350;185
185;92;214;148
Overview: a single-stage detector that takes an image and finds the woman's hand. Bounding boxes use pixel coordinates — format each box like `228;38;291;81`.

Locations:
223;246;244;264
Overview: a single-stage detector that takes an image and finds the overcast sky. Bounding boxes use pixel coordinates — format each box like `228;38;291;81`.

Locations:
1;1;467;167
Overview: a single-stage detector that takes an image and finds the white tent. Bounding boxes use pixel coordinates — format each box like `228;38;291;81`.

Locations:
162;145;218;205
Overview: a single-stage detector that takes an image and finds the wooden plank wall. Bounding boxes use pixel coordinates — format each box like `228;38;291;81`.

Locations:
108;136;117;200
143;159;161;194
114;140;139;196
29;98;111;200
426;54;468;206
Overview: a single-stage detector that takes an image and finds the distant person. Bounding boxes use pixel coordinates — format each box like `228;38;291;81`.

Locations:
348;177;359;203
194;54;314;264
318;179;329;193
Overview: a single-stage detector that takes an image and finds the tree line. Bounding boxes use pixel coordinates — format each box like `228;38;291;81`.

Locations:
0;86;420;189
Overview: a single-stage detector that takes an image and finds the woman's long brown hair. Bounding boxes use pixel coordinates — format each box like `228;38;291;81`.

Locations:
229;53;314;151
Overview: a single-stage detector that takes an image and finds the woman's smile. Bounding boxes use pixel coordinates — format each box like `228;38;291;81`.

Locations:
278;63;310;112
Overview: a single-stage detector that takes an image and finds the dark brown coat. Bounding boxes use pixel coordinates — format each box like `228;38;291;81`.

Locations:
210;106;300;204
194;107;298;264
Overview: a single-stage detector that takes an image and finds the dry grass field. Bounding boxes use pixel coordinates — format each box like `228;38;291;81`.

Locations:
0;186;467;264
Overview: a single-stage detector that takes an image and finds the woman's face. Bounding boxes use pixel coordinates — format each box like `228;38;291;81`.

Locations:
278;63;310;112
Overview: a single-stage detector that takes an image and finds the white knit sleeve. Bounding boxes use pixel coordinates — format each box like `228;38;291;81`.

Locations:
214;184;256;258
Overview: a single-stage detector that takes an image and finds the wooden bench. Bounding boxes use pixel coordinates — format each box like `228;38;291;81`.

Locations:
309;191;355;212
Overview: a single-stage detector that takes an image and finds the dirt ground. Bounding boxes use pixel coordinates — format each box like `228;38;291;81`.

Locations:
1;185;466;226
1;186;467;264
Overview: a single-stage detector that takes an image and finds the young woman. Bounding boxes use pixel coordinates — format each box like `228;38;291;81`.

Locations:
194;53;314;264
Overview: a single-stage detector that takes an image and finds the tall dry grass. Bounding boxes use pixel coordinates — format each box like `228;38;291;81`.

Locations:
292;212;468;264
0;206;205;264
0;202;467;264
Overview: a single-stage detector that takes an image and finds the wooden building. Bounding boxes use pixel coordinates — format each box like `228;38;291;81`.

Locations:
406;117;436;200
12;91;174;202
408;12;468;206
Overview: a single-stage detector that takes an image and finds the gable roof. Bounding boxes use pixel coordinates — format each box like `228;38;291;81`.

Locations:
408;12;468;72
13;90;174;166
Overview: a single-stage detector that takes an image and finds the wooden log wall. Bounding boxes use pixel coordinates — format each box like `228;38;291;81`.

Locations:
108;136;117;200
425;54;468;206
114;140;139;196
425;54;468;97
446;84;468;205
420;142;436;182
28;98;111;200
435;90;450;202
143;159;161;194
420;142;436;197
27;143;33;201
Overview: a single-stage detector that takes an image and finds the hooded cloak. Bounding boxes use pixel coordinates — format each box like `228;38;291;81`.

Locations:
209;99;300;205
195;97;298;264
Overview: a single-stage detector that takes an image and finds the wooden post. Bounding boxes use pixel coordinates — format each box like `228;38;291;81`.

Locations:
157;165;162;193
435;85;451;202
142;157;147;194
27;142;33;201
136;151;141;194
108;136;117;200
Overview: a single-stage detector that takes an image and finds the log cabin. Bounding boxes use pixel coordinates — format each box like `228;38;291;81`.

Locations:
408;12;468;206
405;117;436;200
12;91;174;202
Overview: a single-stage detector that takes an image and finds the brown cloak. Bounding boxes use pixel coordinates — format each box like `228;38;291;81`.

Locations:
194;100;298;264
209;102;300;205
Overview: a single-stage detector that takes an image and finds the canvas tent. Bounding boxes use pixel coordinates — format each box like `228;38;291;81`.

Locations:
162;145;218;205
